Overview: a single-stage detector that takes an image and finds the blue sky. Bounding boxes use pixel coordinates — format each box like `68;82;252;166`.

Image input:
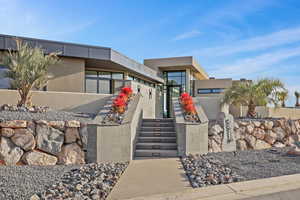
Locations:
1;0;300;106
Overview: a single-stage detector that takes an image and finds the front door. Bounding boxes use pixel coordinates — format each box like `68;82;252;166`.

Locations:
165;85;182;118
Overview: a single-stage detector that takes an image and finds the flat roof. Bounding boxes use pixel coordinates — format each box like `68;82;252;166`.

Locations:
0;34;163;83
144;56;209;80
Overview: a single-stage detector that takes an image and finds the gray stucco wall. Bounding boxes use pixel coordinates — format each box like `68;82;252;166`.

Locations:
87;94;143;162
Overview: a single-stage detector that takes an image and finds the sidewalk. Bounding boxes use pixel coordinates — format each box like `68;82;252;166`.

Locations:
124;173;300;200
107;158;190;200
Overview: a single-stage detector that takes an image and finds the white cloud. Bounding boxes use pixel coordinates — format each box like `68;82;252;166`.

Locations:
209;46;300;78
188;26;300;57
173;30;201;41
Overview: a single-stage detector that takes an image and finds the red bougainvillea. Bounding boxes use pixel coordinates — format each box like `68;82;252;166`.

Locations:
112;86;133;114
180;93;197;115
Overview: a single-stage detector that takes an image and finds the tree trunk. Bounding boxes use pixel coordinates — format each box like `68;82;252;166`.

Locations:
296;97;300;107
17;87;31;107
282;101;286;107
247;101;256;118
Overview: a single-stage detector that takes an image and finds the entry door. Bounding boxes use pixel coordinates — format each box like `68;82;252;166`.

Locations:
166;85;182;118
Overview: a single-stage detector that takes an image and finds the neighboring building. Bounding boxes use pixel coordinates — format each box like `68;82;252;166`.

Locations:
0;34;243;118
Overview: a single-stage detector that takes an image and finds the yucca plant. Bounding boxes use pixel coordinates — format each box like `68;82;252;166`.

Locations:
2;38;59;106
223;78;285;118
295;91;300;107
277;90;289;107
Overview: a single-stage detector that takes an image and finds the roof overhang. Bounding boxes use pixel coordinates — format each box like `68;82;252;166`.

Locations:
0;34;164;83
144;56;209;80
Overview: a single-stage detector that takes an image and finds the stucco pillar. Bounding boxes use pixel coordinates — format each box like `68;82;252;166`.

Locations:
185;68;191;94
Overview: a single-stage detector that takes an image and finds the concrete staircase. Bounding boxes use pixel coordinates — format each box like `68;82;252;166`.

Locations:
135;118;178;158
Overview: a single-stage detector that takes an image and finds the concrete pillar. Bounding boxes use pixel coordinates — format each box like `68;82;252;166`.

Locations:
185;68;191;94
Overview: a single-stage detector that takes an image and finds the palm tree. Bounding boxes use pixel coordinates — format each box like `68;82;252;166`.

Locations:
3;38;59;106
277;90;289;107
295;91;300;107
223;78;285;118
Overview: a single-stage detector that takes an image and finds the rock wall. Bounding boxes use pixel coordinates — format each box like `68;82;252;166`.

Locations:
209;118;300;152
0;120;87;165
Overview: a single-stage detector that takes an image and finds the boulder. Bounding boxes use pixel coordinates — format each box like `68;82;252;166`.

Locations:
209;124;223;136
255;140;271;150
48;121;65;131
236;139;248;150
245;135;256;149
253;128;265;140
273;142;285;148
263;121;274;130
57;143;85;164
238;121;248;126
273;127;286;141
65;120;80;128
234;122;239;130
264;130;277;145
234;126;246;139
1;128;14;137
252;121;261;127
0;137;24;165
27;121;36;136
36;123;64;155
79;123;88;149
35;120;48;125
285;135;299;146
295;120;300;131
246;124;254;134
0;120;27;128
11;129;36;151
22;151;57;165
65;128;80;143
213;135;222;145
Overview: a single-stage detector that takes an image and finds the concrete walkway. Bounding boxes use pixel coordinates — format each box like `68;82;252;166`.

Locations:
123;173;300;200
107;158;190;200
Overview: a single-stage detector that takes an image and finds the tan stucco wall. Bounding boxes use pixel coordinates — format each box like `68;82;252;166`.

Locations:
128;81;157;118
0;89;110;113
194;79;232;93
47;57;85;92
230;105;300;119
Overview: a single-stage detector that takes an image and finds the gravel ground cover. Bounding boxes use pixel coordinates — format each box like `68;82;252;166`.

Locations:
0;162;128;200
182;147;300;188
0;110;95;123
0;165;79;200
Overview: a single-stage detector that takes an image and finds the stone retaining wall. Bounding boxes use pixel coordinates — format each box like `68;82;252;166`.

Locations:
0;120;87;165
209;118;300;152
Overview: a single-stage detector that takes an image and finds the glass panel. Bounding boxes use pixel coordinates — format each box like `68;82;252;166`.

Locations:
85;78;98;93
167;76;182;85
98;72;111;79
112;72;123;80
127;75;134;80
167;71;182;77
85;70;97;78
114;80;124;93
0;66;10;89
99;79;111;94
212;88;224;93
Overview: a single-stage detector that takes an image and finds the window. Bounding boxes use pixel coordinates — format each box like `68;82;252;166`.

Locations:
0;66;10;89
163;71;186;86
85;70;124;94
197;88;225;94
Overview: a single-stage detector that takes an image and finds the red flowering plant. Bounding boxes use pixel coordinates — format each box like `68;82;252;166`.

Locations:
179;93;199;122
103;86;134;124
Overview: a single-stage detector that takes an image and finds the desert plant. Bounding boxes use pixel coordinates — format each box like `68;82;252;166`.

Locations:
2;38;59;106
223;78;285;118
295;91;300;107
277;90;289;107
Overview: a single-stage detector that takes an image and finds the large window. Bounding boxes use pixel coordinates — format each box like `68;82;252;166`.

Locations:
163;71;186;88
0;66;10;89
85;70;124;94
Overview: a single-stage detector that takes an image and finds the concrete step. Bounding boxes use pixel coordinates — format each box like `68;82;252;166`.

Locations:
142;118;174;123
135;149;178;158
136;143;177;150
141;122;174;127
140;127;175;132
138;136;176;143
139;132;176;137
